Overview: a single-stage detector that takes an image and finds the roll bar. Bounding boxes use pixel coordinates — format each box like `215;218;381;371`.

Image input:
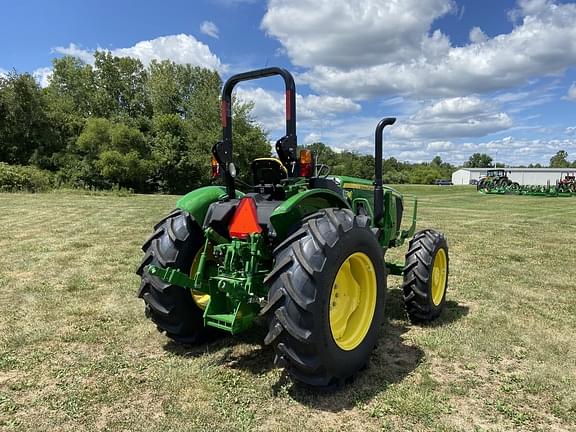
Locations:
213;67;298;199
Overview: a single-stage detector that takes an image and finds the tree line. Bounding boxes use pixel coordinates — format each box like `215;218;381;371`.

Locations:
306;143;455;184
1;53;573;193
0;52;270;193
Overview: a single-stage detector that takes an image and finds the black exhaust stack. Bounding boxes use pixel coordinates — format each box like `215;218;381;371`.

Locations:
374;117;396;224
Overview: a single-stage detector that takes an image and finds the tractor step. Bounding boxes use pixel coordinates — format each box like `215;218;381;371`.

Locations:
204;314;237;331
205;312;256;334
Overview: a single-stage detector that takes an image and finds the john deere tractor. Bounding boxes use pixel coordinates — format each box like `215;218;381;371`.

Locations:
477;169;516;191
136;68;449;388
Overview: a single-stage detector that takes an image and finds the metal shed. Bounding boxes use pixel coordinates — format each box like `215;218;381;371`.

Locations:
451;168;575;186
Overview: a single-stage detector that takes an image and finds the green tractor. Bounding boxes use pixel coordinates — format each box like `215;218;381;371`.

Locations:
136;68;449;388
477;169;517;191
557;172;576;194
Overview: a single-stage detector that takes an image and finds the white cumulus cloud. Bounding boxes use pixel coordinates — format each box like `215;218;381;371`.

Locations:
54;34;224;71
469;26;488;43
112;34;223;70
456;136;576;165
417;96;493;119
262;0;454;68
200;21;220;39
32;67;53;88
235;87;361;129
391;97;513;140
304;132;322;144
427;141;455;151
53;43;95;64
263;0;576;98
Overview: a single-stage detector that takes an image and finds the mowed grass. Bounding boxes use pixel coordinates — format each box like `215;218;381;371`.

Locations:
1;186;575;431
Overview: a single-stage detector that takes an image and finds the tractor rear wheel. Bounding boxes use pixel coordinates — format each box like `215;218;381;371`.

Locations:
136;209;216;344
402;229;449;323
263;208;386;388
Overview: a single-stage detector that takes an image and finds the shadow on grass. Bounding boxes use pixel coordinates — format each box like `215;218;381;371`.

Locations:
214;326;277;375
385;288;470;325
435;300;470;326
163;289;469;411
163;324;277;375
281;290;470;410
274;319;424;411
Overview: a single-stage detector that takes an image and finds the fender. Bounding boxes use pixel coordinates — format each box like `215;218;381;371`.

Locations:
176;186;244;225
269;188;350;239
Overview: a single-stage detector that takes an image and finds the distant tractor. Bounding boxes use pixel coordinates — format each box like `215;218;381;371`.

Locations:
557;172;576;193
477;169;518;190
136;67;450;388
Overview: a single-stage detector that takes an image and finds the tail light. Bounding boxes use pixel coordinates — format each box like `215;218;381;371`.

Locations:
229;197;262;239
300;149;313;177
211;155;220;178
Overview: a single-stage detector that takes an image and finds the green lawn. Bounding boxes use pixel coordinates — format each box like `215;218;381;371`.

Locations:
1;186;575;431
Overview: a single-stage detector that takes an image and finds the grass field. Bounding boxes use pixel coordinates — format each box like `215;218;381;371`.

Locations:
1;186;575;431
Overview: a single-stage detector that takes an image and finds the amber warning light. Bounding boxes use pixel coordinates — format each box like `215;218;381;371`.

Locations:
300;149;313;177
211;156;220;178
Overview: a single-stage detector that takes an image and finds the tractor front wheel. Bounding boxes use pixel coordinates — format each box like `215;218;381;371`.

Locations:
263;208;386;388
136;209;216;344
402;229;449;323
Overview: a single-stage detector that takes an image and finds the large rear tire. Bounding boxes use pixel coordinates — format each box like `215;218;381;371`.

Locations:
402;229;449;323
263;208;386;388
136;209;216;344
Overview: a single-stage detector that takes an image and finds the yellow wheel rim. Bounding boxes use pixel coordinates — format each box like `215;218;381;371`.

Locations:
190;248;211;310
431;248;447;306
329;252;377;351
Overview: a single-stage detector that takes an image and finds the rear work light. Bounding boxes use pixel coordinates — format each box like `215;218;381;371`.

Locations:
299;149;313;177
211;155;220;178
229;197;262;239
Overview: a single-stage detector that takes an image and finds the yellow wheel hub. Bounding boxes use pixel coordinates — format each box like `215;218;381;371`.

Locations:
190;248;211;310
329;252;377;351
431;248;447;306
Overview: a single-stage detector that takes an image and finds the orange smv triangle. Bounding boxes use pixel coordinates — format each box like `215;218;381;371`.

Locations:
229;197;262;239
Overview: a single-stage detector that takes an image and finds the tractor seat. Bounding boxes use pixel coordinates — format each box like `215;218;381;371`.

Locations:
252;158;288;197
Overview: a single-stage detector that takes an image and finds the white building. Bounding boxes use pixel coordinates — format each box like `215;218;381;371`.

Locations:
451;168;575;186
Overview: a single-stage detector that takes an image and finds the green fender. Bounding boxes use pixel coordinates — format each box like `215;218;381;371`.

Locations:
176;186;244;225
269;189;350;239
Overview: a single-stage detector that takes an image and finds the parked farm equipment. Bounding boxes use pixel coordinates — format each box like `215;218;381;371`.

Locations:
476;169;518;191
557;172;576;194
478;178;576;197
136;67;450;388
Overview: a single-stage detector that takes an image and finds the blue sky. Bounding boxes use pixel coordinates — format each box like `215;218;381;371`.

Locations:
1;0;576;165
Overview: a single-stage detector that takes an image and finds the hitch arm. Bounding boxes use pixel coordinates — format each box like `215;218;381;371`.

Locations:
146;265;208;293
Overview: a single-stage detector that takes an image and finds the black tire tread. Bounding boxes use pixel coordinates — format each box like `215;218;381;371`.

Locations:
264;208;383;388
402;229;449;323
136;209;215;344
